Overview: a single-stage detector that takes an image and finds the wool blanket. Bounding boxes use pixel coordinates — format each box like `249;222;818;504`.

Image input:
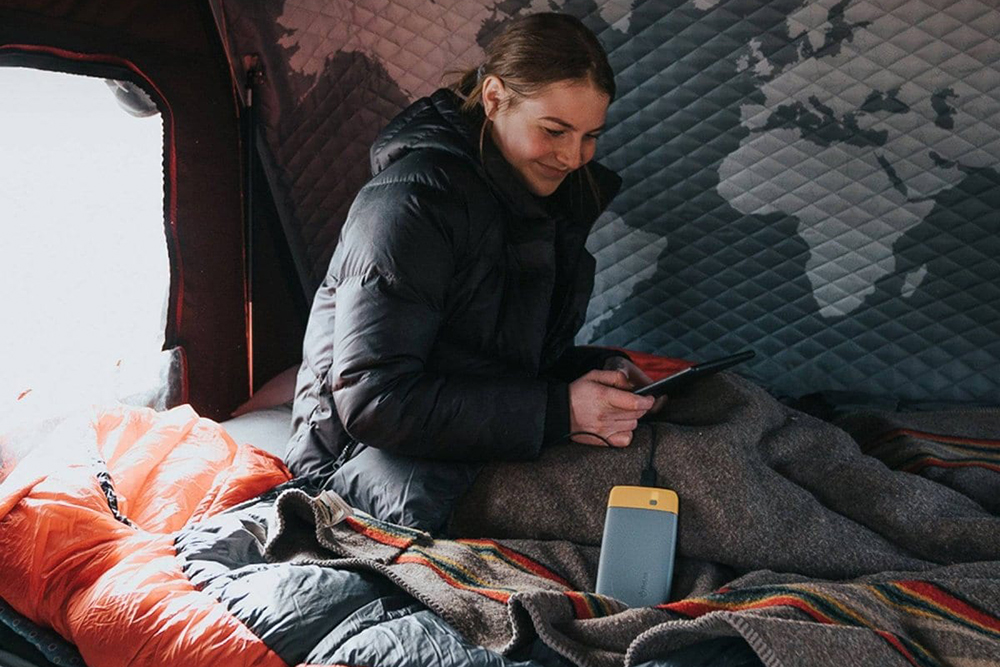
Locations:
265;373;1000;667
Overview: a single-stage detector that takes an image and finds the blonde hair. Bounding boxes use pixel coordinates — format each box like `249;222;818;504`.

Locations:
451;13;614;204
452;13;615;114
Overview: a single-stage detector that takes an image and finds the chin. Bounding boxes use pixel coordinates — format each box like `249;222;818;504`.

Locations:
517;165;566;197
529;179;562;197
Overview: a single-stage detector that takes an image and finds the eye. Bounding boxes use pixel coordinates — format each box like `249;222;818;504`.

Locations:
544;127;565;137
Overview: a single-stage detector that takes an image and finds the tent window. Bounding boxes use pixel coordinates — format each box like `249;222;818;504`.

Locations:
0;66;169;422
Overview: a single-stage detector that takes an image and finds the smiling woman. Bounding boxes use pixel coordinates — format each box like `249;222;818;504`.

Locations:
0;66;169;425
482;79;609;197
284;13;665;529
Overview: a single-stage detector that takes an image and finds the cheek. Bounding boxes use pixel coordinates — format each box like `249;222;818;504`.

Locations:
582;142;597;164
519;135;551;162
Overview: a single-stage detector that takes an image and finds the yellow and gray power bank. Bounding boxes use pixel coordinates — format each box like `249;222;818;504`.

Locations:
595;486;678;607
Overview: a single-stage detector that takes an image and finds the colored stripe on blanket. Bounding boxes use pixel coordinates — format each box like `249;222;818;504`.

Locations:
864;429;1000;452
457;539;573;588
660;585;940;667
564;591;616;619
344;515;421;549
899;456;1000;475
395;549;514;603
871;581;1000;640
393;543;613;619
862;429;1000;474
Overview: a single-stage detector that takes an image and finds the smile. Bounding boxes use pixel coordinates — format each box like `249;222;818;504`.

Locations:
537;163;570;179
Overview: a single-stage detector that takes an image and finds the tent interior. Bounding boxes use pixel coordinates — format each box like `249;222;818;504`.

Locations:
1;1;999;666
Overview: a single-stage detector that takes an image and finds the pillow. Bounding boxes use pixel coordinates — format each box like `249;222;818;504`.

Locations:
219;404;294;459
327;444;481;534
231;364;299;417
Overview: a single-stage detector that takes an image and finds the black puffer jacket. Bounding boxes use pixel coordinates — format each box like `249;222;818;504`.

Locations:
286;89;622;482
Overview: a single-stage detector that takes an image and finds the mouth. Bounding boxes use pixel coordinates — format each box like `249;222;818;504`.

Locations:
536;163;570;179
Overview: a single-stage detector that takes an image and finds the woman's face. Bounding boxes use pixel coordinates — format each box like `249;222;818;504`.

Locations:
483;77;610;197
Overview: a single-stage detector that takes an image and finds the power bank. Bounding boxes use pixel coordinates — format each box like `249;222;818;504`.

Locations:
595;486;678;607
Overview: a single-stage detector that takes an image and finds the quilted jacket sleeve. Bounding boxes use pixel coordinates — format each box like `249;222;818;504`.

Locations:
330;184;551;462
545;346;631;382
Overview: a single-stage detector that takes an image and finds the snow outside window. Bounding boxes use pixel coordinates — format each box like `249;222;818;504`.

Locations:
0;66;169;427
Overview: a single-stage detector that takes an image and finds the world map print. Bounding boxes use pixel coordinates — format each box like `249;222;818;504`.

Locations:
709;0;1000;317
222;0;1000;402
581;0;999;402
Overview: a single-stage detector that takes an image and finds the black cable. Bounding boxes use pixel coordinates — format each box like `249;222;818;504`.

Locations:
544;430;615;448
639;422;660;486
566;430;615;447
639;454;657;486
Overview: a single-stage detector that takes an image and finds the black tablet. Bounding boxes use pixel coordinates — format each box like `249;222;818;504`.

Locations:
634;350;755;398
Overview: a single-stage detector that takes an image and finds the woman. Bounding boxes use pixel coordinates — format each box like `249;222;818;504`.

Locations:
286;13;659;486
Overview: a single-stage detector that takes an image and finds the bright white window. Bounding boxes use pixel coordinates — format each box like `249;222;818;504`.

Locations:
0;67;169;425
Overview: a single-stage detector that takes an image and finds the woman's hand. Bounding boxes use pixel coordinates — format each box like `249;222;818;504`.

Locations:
603;356;668;414
568;369;656;447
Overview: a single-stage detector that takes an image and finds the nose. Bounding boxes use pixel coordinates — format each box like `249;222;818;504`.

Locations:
556;137;586;171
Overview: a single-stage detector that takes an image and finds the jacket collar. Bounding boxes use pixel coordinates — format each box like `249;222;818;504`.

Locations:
371;88;621;229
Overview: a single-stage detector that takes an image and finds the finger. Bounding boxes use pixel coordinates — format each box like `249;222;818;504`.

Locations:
622;365;654;391
604;386;655;411
607;358;641;383
628;364;653;386
599;409;648;421
601;419;639;434
607;430;633;447
588;369;632;389
602;356;628;372
570;432;608;447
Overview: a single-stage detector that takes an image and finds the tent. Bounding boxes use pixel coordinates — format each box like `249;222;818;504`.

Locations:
1;1;999;666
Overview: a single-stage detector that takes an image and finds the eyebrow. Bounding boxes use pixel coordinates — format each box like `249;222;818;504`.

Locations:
540;116;605;134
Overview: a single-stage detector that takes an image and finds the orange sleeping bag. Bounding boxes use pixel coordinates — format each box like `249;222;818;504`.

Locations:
0;404;292;667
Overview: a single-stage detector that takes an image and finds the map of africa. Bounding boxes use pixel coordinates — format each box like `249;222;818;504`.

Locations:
708;0;1000;317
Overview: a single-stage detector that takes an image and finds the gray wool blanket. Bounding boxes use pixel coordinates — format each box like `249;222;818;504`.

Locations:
265;373;1000;667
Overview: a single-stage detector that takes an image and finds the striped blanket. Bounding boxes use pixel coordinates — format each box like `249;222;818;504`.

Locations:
267;374;1000;667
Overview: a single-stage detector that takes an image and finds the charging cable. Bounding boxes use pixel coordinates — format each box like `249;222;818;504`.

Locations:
564;431;614;447
639;439;658;487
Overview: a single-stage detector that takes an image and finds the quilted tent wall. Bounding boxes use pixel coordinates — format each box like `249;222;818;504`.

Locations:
213;0;1000;405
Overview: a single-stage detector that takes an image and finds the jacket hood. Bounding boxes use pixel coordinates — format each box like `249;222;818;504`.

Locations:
369;88;622;225
369;89;478;177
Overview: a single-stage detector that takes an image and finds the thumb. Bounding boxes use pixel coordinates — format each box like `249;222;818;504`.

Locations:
587;368;632;389
606;369;631;389
585;369;632;389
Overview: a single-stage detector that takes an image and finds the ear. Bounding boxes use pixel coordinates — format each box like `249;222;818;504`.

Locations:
480;75;506;120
